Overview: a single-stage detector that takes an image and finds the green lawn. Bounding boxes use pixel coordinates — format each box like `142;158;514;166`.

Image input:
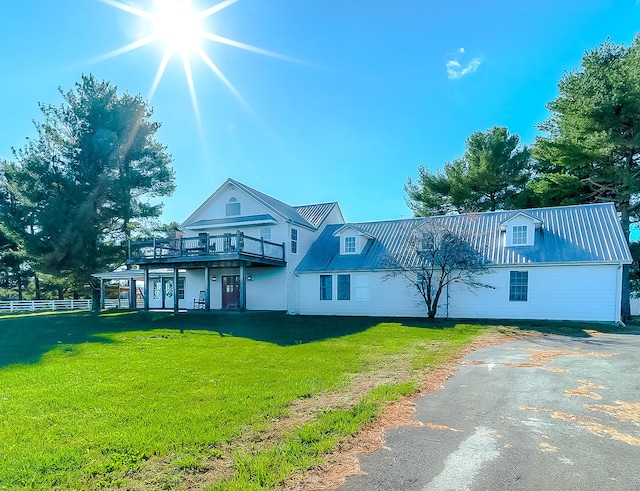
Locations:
0;311;612;490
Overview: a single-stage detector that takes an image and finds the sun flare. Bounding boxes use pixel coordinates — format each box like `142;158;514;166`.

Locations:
97;0;299;122
152;1;203;54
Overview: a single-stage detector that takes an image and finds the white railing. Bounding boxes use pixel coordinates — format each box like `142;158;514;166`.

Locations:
0;299;92;313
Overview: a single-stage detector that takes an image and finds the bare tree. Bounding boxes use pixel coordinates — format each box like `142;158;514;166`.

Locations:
385;218;493;318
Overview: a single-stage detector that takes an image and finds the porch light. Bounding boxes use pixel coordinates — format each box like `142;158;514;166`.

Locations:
247;275;253;281
211;276;217;282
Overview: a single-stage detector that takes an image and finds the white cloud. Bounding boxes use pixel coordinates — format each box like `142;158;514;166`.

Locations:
446;48;482;80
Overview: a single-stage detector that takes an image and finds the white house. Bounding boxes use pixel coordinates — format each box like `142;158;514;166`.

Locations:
98;178;632;323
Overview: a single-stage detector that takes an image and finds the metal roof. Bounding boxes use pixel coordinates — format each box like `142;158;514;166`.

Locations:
230;180;316;229
294;202;338;228
296;203;631;273
187;214;277;229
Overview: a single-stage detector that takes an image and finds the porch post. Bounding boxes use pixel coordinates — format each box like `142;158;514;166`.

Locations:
239;261;246;311
173;267;179;313
204;266;211;312
143;268;150;311
129;278;136;309
100;278;106;309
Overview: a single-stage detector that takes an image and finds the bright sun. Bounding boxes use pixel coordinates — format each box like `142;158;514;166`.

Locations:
97;0;298;121
152;1;203;54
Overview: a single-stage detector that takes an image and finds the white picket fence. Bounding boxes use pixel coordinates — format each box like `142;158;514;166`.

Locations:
0;299;94;313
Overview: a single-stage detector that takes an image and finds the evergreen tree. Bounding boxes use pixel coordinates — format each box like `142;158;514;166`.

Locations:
0;75;175;294
533;36;640;320
406;126;532;216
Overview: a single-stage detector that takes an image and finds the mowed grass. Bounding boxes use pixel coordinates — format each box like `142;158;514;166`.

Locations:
0;310;607;490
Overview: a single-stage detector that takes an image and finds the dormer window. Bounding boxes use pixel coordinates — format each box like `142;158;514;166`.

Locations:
226;197;240;216
512;225;527;245
344;236;356;253
501;212;541;247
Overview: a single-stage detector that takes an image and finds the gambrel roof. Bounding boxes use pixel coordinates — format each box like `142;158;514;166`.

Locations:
296;203;631;272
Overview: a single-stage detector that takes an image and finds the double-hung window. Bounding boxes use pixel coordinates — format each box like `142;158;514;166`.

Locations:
337;274;350;300
512;225;527;245
509;271;528;301
344;236;356;253
320;275;332;300
260;227;271;241
291;228;298;254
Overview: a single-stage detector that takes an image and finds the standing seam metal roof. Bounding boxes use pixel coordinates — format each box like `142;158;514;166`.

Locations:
293;203;338;228
295;203;631;273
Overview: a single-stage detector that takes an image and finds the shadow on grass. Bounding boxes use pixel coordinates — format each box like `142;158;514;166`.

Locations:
0;310;634;369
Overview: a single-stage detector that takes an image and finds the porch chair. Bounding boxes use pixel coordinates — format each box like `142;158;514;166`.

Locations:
193;291;206;310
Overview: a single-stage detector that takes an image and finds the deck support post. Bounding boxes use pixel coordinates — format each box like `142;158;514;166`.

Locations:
173;267;179;313
129;278;136;309
143;268;150;311
204;266;211;312
239;262;246;311
100;278;106;309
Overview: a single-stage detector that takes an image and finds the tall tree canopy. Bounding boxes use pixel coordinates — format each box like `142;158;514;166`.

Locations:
533;36;640;320
0;74;175;294
406;126;532;216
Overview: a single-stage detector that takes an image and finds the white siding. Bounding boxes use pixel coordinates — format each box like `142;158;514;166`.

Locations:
185;267;287;311
247;268;288;311
448;264;620;322
297;272;428;317
296;264;621;322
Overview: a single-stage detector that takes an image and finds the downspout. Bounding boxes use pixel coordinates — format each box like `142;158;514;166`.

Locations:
616;262;624;325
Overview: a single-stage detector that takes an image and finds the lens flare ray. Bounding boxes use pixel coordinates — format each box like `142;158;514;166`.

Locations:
98;0;300;123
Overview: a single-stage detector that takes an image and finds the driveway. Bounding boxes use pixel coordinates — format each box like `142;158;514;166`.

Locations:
338;331;640;491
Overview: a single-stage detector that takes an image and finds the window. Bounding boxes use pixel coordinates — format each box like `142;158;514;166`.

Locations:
355;275;369;302
509;271;528;301
178;277;185;300
260;227;271;241
291;228;298;254
512;225;527;245
226;197;240;216
344;236;356;254
320;275;332;300
338;274;350;300
153;279;161;299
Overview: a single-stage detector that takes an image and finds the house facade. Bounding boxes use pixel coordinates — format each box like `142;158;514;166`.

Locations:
102;178;631;323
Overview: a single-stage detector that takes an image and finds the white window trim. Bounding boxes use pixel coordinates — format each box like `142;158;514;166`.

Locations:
291;228;298;255
344;236;356;254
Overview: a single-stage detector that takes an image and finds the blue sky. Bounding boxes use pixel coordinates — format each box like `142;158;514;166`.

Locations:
1;1;639;225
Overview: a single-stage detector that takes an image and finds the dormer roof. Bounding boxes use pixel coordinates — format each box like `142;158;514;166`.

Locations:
499;212;543;230
332;224;375;240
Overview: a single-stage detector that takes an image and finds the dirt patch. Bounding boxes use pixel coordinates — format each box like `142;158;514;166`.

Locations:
539;442;558;453
422;423;463;432
528;350;618;364
519;406;640;446
585;401;640;426
462;360;569;373
564;379;608;400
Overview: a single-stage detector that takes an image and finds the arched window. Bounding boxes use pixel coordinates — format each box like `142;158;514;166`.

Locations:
226;197;240;216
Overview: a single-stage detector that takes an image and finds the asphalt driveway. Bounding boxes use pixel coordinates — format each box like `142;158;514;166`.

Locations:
338;330;640;491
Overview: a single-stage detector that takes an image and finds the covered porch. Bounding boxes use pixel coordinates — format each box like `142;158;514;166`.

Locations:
115;231;287;313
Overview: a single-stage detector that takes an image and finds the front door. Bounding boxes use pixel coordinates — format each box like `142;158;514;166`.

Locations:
162;277;174;309
222;275;240;309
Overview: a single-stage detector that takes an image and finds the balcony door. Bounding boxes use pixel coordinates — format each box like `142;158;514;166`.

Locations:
222;275;240;309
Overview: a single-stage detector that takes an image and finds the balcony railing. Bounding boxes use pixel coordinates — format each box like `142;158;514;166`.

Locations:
128;232;285;264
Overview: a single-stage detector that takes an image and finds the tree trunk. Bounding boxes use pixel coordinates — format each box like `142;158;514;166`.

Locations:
35;274;41;300
17;274;23;301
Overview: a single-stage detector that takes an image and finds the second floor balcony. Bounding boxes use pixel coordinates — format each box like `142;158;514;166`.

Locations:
128;231;286;267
